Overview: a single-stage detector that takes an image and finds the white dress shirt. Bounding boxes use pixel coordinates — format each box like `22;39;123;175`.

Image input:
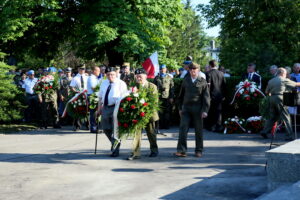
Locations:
22;78;38;94
99;79;128;106
70;73;88;91
87;74;100;95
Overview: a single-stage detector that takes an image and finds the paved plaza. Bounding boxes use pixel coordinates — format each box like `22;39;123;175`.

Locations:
0;127;287;200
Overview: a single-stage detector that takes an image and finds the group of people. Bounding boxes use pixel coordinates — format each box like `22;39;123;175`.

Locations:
12;59;300;159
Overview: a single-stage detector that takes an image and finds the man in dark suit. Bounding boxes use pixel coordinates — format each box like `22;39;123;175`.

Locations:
242;63;262;89
205;60;226;132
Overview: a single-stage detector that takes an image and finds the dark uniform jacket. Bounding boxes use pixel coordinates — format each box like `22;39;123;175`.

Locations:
206;69;226;102
178;75;210;113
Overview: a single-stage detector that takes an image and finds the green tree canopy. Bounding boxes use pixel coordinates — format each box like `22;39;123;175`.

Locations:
199;0;300;75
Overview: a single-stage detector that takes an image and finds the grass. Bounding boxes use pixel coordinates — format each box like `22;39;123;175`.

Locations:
0;123;38;134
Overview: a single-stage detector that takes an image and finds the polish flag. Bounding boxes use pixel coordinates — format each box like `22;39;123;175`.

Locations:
142;51;159;78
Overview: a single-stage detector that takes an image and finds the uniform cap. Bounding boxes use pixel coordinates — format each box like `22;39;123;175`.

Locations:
135;68;147;75
105;67;116;73
65;67;72;72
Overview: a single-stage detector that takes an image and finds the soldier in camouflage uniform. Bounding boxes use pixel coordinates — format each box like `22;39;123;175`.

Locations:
153;64;174;129
120;62;134;85
38;67;61;129
58;67;73;124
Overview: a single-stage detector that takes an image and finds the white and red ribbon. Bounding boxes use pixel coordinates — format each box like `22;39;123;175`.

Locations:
62;89;88;118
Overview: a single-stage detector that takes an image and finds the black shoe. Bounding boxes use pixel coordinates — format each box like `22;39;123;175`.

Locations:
127;155;140;160
260;133;268;139
285;138;294;141
73;126;80;131
110;151;119;157
90;130;97;133
149;152;158;157
53;124;62;129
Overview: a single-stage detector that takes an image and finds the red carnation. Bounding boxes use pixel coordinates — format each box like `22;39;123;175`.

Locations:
140;112;145;117
50;86;53;89
253;93;258;97
126;97;132;101
118;122;121;126
244;90;249;94
245;96;250;100
131;105;136;109
143;103;149;106
236;93;241;97
45;87;49;90
119;108;124;112
132;119;138;124
123;123;129;128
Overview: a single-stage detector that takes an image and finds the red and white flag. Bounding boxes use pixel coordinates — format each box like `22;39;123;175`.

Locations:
142;51;159;79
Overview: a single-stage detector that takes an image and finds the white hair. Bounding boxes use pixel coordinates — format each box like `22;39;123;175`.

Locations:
293;63;300;68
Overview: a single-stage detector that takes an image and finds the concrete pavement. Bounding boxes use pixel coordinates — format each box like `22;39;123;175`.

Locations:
0;127;287;200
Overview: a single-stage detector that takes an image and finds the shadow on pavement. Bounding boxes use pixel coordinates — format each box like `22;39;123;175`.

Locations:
159;166;267;200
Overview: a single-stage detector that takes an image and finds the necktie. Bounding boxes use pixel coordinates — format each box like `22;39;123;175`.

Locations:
104;83;111;106
81;75;84;89
248;73;252;80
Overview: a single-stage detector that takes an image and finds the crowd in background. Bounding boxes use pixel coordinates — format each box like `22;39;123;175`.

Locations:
7;58;300;134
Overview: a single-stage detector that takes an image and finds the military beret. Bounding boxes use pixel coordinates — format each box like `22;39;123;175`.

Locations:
58;69;63;73
28;70;34;75
135;68;147;75
179;68;184;71
183;61;192;65
160;64;166;70
105;67;117;73
65;67;72;72
48;67;57;73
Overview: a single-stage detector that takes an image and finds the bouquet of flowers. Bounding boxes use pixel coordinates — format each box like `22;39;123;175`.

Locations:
246;116;264;133
89;79;104;110
117;86;159;139
34;75;59;94
64;91;89;119
224;116;246;134
230;79;265;104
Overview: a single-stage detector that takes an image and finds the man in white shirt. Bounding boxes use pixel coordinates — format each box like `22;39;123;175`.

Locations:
22;70;38;122
87;66;101;133
70;64;88;131
97;67;128;157
70;65;88;92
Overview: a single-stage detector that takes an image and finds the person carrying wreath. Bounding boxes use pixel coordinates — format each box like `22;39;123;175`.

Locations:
127;68;159;160
97;67;128;157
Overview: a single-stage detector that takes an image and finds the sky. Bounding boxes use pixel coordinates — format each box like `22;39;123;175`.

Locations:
190;0;220;37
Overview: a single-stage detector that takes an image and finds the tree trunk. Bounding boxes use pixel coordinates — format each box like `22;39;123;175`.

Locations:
105;39;124;66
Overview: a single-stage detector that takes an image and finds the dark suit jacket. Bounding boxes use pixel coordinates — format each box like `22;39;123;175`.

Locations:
242;72;262;88
206;69;226;102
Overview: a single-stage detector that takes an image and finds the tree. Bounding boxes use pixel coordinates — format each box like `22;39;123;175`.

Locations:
165;3;210;68
73;0;183;65
0;62;24;123
199;0;300;75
